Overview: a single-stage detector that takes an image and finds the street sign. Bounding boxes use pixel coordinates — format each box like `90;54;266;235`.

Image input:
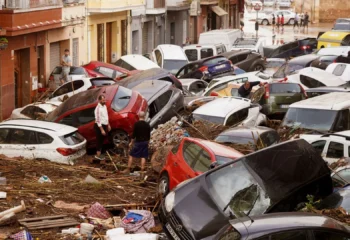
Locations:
254;3;261;11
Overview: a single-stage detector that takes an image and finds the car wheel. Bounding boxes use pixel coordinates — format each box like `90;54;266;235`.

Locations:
110;130;129;147
288;18;295;25
262;19;269;25
254;64;265;71
158;172;170;197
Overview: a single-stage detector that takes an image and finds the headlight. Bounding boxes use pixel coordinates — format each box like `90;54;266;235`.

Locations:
165;191;175;212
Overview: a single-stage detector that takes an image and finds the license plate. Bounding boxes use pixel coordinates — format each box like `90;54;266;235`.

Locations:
215;64;226;70
280;105;289;109
166;223;181;240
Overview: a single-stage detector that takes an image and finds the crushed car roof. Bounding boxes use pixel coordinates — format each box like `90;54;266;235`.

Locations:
290;92;350;110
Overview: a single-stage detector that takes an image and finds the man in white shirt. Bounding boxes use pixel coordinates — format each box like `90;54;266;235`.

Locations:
94;95;111;160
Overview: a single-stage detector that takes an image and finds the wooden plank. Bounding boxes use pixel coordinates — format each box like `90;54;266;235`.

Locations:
19;215;67;223
22;219;77;227
27;222;79;230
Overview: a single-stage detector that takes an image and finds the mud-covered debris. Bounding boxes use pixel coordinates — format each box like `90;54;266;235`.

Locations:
330;158;350;170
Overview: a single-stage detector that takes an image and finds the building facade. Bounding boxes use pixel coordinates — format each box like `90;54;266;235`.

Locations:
166;0;190;46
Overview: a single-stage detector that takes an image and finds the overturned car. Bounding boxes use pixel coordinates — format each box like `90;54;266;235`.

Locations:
159;139;333;240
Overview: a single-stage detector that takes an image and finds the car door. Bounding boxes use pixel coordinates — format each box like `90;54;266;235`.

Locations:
32;132;57;160
150;90;173;128
325;141;345;164
7;128;38;159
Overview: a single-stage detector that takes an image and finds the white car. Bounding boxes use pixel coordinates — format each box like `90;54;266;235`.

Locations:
179;78;208;96
183;44;227;62
114;54;160;71
193;97;267;127
48;66;89;91
301;131;350;164
46;77;116;105
203;72;271;96
231;37;266;57
0;119;86;165
258;10;295;25
326;63;350;82
286;67;346;90
151;44;189;75
10;103;59;120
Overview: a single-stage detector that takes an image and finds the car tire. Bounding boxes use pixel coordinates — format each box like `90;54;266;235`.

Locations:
158;172;170;197
262;19;269;25
288;18;295;25
110;130;129;148
253;64;265;71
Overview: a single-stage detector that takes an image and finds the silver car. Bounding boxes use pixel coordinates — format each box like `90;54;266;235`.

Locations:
259;10;295;25
277;0;291;8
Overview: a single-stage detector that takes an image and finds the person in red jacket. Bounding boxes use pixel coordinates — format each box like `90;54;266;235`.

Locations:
276;15;280;31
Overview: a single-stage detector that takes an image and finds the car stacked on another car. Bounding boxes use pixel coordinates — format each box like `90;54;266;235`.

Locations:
221;50;266;72
82;61;139;80
48;66;88;90
113;54;160;71
10;103;59;120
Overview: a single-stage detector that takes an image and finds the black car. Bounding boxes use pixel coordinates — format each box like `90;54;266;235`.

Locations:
159;139;333;240
213;212;350;240
221;50;265;72
175;56;234;82
117;68;183;90
263;38;318;59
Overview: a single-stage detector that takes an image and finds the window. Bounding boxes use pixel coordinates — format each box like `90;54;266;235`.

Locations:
311;140;327;155
260;131;280;147
111;86;132;112
333;109;350;131
20;106;46;119
189;81;207;93
9;129;37;144
226;108;249;126
333;64;347;76
203;57;227;66
73;80;85;90
333;168;350;186
95;67;118;79
37;132;53;144
52;84;71;98
236;54;248;62
155;90;172;111
269;83;301;93
90;78;116;87
0;129;9;144
155;50;162;66
185;49;198;62
229;56;239;64
327;142;344;159
148;102;158;119
300;75;326;88
216;45;226;55
183;141;202;166
200;48;214;59
313;230;350;240
193;149;211;172
70;67;87;75
269;230;308;240
60;108;95;127
114;59;135;71
60;131;85;146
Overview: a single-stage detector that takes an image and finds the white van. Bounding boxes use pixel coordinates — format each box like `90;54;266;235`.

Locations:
198;29;242;53
231;37;267;57
151;44;189;75
183;44;227;62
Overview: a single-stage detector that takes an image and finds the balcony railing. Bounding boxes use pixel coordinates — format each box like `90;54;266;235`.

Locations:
63;0;84;5
4;0;63;9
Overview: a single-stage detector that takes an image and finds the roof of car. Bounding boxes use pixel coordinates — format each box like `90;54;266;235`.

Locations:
179;78;205;86
187;55;227;65
120;55;160;69
156;44;187;60
305;86;350;93
118;68;171;88
193;97;251;118
293;67;345;85
289;54;320;65
21;103;59;113
86;61;129;72
194;138;243;158
230;212;350;238
0;119;77;135
290;92;350;110
217;126;276;139
221;49;254;57
131;80;171;102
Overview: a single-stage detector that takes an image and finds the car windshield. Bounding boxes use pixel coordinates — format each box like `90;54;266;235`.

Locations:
273;63;304;78
266;60;286;68
333;23;350;31
215;155;236;165
282;108;338;131
163;60;188;75
111;86;132;112
216;135;256;145
193;113;225;124
207;160;270;218
269;83;301;93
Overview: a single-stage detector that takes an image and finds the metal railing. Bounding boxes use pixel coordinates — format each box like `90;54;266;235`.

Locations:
5;0;63;9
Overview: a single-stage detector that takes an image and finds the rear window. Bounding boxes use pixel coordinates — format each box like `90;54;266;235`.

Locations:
60;131;85;146
114;59;135;71
203;57;228;66
111;86;132;112
185;49;198;61
269;83;301;93
91;78;116;87
70;67;86;75
201;48;214;59
300;75;326;88
193;114;225;124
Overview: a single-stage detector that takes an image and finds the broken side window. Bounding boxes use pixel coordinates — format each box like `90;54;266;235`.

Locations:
311;140;327;155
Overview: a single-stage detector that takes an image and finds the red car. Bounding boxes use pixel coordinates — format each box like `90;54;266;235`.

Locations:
46;85;148;148
82;61;140;81
158;137;243;196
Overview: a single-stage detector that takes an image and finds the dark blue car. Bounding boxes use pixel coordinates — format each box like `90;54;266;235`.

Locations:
175;56;234;82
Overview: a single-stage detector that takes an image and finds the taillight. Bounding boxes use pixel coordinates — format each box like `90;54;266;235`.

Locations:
301;46;310;50
56;148;77;156
264;85;270;99
199;66;208;72
333;59;337;63
210;91;219;97
49;75;54;81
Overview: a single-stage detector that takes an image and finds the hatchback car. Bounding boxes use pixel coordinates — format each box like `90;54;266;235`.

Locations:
0;119;86;165
48;66;88;90
311;47;350;70
326;63;350;82
264;38;317;59
10;103;59;120
158;137;243;196
82;61;138;80
258;10;295;25
305;83;350;98
221;50;266;72
46;85;148;148
131;80;184;129
114;54;160;71
159;139;333;240
175;56;234;82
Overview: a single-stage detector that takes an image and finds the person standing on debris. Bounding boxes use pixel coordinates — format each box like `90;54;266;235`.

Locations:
238;81;265;98
122;112;151;177
94;95;111;160
60;49;72;86
281;14;285;33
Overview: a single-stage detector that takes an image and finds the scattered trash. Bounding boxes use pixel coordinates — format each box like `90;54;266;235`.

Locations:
36;198;44;203
53;200;89;211
84;174;100;184
61;228;80;234
10;230;33;240
0;177;6;185
87;202;111;219
0;200;26;219
80;223;95;235
38;175;52;184
0;212;17;226
130;172;140;177
120;210;155;234
19;215;79;230
89;216;121;229
0;191;6;199
106;227;159;240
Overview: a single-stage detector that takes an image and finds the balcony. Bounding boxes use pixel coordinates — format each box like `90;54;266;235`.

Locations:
146;0;165;14
167;0;190;11
3;0;63;11
200;0;218;5
63;0;85;6
87;0;145;13
62;1;85;26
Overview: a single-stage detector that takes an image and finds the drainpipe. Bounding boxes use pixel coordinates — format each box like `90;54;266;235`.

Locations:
164;0;167;44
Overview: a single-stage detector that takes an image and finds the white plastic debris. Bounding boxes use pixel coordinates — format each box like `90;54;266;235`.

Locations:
38;175;52;184
62;228;80;234
106;228;159;240
84;174;100;184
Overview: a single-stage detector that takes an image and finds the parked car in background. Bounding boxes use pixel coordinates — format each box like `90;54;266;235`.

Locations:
305;83;350;98
175;56;234;82
183;44;227;62
198;29;242;52
82;61;137;80
158;137;243;196
10;103;59;120
179;78;208;96
46;85;148;148
277;0;291;8
282;93;350;133
333;22;350;31
151;44;189;75
0;119;86;165
117;68;183;90
131;80;184;129
264;58;287;76
258;10;295;25
317;31;350;49
46;77;116;105
263;0;275;7
213;213;350;240
192;97;267;127
215;126;280;150
264;38;317;59
221;50;266;72
286;67;346;89
113;54;160;71
48;66;88;90
336;18;350;24
326;63;350;81
231;38;266;57
159;139;333;240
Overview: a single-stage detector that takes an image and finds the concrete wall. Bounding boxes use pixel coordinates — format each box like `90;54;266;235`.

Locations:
319;0;349;23
166;10;189;46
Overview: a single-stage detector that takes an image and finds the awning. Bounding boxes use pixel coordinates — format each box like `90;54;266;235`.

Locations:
211;6;228;17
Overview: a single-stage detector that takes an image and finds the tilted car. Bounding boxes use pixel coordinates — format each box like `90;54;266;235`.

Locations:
82;61;139;80
10;103;59;120
221;50;266;72
305;83;350;98
113;54;160;71
48;66;88;90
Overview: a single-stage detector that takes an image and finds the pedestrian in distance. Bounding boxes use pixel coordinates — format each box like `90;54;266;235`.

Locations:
304;12;309;32
281;14;285;34
276;15;280;32
272;14;276;31
122;111;151;179
238;81;265;98
300;12;305;30
60;49;72;86
293;13;299;31
94;95;111;160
